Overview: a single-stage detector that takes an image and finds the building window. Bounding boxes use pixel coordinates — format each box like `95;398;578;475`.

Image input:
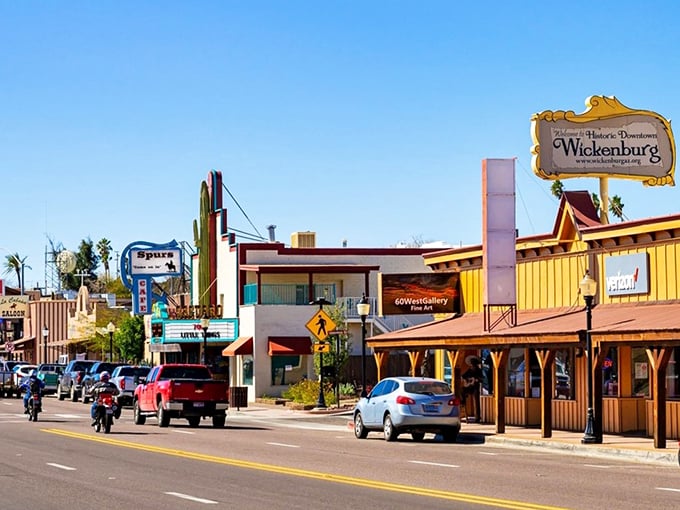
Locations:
667;348;680;399
632;347;650;397
242;355;254;385
271;355;306;386
555;349;574;400
602;347;619;397
507;348;525;397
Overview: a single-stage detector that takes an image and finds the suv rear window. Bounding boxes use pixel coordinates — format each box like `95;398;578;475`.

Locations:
404;381;452;395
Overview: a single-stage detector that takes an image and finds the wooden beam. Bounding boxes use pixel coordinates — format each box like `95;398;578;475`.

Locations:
446;350;462;396
407;350;426;377
646;347;672;448
374;351;388;382
535;349;555;438
489;349;508;434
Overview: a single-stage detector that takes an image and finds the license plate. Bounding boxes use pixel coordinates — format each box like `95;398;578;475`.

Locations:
193;402;205;408
422;404;440;413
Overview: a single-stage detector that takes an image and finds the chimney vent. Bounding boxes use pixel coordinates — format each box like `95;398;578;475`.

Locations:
267;225;277;242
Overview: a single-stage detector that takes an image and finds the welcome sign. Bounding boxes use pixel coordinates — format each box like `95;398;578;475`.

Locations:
531;96;675;186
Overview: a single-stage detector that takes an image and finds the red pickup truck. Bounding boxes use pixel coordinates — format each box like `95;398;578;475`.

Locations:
132;364;229;428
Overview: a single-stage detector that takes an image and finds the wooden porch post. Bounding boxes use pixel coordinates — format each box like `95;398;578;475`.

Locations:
535;349;555;438
374;351;389;382
446;350;462;397
407;350;426;377
490;349;508;434
646;347;672;449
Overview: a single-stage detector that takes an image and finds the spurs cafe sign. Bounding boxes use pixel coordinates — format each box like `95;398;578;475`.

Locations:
531;96;676;186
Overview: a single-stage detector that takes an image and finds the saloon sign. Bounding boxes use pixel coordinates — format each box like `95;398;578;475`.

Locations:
0;295;29;319
531;96;676;186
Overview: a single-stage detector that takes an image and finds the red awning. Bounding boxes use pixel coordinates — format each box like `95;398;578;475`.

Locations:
222;337;253;357
268;336;312;356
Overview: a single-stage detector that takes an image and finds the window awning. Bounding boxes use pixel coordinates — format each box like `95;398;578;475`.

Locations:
268;336;312;356
222;336;253;357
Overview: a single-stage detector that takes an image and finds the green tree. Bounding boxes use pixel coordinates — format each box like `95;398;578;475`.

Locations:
2;252;29;291
96;238;113;280
313;302;352;384
116;315;146;363
591;192;601;213
550;180;564;199
63;238;100;291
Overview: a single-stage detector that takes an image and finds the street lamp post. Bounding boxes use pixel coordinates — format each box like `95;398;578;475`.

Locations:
107;322;115;362
200;316;210;366
579;270;600;444
41;325;49;364
357;293;371;398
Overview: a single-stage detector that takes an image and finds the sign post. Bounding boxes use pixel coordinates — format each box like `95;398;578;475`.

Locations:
307;298;336;409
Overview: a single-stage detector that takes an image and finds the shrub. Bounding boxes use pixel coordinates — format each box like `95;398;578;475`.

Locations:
339;382;356;397
283;379;336;405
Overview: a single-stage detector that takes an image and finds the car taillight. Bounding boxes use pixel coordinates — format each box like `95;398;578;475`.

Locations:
449;396;461;406
76;372;83;384
120;379;125;390
396;395;416;405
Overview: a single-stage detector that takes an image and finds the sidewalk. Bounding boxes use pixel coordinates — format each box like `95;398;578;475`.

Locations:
233;404;679;467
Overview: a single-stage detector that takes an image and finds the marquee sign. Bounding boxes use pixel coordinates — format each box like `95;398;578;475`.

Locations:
531;96;676;186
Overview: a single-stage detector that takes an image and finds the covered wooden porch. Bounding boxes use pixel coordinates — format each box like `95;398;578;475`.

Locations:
367;301;680;448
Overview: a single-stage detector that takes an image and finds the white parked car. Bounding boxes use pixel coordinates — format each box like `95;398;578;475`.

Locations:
13;364;38;388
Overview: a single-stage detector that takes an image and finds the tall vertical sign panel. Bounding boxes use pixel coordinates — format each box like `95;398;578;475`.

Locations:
482;159;517;305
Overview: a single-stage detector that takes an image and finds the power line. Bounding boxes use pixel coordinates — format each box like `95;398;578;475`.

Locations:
221;183;266;240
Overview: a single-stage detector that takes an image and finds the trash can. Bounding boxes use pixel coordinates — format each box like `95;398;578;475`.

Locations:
229;386;248;410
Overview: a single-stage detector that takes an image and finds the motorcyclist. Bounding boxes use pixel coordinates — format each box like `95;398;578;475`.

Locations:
89;371;120;426
21;370;45;414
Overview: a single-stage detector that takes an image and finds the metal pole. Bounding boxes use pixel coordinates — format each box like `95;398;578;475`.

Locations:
360;316;367;398
43;332;48;364
315;301;327;409
109;331;113;362
202;329;208;365
582;295;598;444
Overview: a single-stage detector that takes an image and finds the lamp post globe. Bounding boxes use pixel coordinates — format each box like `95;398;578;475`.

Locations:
357;294;371;398
200;316;210;365
107;322;116;362
579;271;600;444
41;325;49;364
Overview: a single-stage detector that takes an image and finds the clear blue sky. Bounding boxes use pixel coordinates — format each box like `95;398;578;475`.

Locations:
2;1;680;291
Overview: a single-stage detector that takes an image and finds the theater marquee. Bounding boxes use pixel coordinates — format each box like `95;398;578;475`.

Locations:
531;96;676;186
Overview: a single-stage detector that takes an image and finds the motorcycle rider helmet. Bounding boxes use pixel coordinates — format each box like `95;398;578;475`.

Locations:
100;371;110;382
29;369;37;377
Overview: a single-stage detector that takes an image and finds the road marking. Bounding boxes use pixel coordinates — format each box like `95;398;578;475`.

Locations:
54;414;83;418
43;428;568;510
657;487;680;493
174;430;196;435
478;452;498;456
409;460;460;468
266;442;300;448
47;462;76;471
165;492;218;504
583;464;613;469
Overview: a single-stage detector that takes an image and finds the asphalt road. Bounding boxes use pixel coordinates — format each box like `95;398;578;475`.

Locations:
1;396;679;510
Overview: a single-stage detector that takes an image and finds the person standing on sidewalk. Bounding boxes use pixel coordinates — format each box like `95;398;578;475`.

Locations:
461;355;483;422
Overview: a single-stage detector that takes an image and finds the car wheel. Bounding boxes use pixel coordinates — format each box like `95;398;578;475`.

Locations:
133;400;146;425
81;388;89;404
411;432;425;442
441;426;459;443
354;412;368;439
383;414;398;442
187;416;200;428
70;385;77;402
57;383;65;401
212;414;226;428
157;403;170;427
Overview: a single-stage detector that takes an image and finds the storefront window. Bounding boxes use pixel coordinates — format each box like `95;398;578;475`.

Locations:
271;355;306;386
602;347;619;397
507;348;525;397
555;349;574;400
481;349;493;395
668;348;680;399
632;347;650;397
242;355;254;385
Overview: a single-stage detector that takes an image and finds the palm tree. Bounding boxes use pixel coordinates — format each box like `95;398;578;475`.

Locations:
609;195;625;221
96;238;113;280
3;253;30;293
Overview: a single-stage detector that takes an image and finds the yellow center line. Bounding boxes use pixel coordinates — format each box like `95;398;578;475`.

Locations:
42;428;567;510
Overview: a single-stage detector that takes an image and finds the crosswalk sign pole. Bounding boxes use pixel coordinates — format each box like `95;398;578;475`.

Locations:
310;297;333;409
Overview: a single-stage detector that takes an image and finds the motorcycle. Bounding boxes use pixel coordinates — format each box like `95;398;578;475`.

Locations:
27;390;42;422
93;392;119;433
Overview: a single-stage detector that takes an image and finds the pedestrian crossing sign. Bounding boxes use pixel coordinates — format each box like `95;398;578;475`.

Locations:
305;309;336;341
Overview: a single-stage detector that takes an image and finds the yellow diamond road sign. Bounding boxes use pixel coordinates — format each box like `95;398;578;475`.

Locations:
306;309;336;341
